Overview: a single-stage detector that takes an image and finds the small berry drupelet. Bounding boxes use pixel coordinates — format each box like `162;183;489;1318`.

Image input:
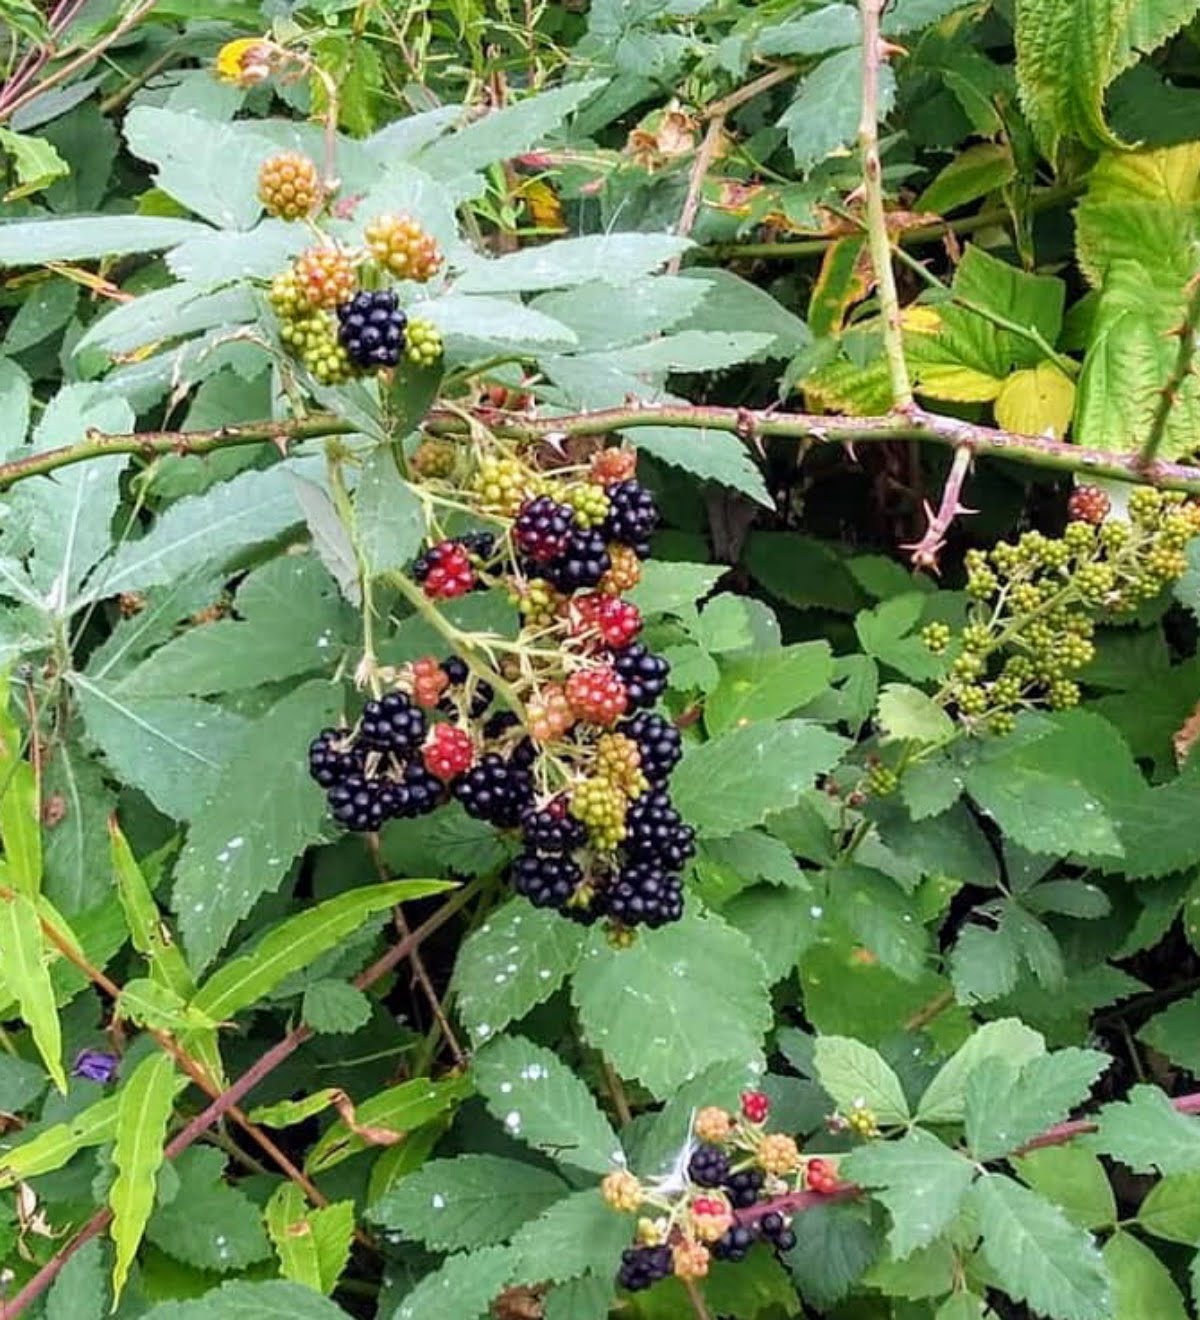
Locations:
257;151;322;221
414;541;475;599
422;724;474;781
336;290;407;369
364;212;443;282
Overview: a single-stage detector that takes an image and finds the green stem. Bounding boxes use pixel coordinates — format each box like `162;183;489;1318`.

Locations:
857;0;913;410
1140;275;1200;468
22;402;1200;497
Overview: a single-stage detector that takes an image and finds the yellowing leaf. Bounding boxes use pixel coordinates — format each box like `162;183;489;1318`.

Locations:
519;179;567;232
995;362;1077;437
902;305;943;335
915;363;1005;402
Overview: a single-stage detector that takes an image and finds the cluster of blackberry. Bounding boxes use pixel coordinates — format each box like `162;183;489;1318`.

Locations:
510;710;692;930
259;152;444;386
307;660;481;831
602;1091;834;1295
401;442;690;933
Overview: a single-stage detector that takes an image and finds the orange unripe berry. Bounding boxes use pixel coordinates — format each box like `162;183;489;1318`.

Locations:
601;1170;643;1213
689;1195;733;1243
293;246;357;310
365;212;443;282
694;1106;734;1144
590;446;638;487
756;1133;801;1176
257;151;323;221
672;1239;711;1280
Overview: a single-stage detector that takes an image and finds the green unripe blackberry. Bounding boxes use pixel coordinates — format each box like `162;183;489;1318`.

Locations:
955;685;988;716
988;711;1016;736
1048;679;1080;710
405;317;443;366
865;763;898;796
961;623;990;652
921;621;951;653
279;311;354;384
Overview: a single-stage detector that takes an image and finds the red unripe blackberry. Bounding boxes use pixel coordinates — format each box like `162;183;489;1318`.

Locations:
566;665;628;726
741;1090;770;1124
410;657;449;708
574;594;642;649
414;541;475;598
1068;484;1111;525
806;1157;840;1194
257;151;322;221
590;446;638;487
422;724;474;781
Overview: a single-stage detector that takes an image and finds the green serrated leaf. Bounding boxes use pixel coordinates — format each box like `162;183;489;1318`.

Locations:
265;1184;354;1295
192;880;450;1016
110;1053;183;1298
964;1049;1109;1160
1089;1085;1200;1174
1105;1229;1188;1320
390;1244;514;1320
355;448;424;577
971;1175;1110;1320
509;1190;630;1286
706;642;833;735
138;1279;352;1319
918;1019;1046;1124
876;683;956;745
672;721;849;838
813;1036;910;1125
781;48;895;173
453;898;586;1047
1015;0;1132;154
45;1236;106;1320
371;1154;566;1250
1138;1171;1200;1243
473;1035;621;1175
843;1130;976;1260
302;980;371;1035
118;978;216;1034
572;911;772;1098
784;1200;881;1308
1014;1145;1117;1230
146;1147;271;1273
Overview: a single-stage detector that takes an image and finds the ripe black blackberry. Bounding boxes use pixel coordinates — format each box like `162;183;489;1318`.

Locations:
610;643;669;709
761;1216;795;1253
514;495;576;563
308;728;362;787
540;528;611;593
403;760;444;816
437;678;494;721
620;711;681;784
509;735;537;769
688;1144;730;1188
521;804;587;853
441;656;469;686
602;480;659;557
625;790;696;870
326;775;386;832
712;1224;755;1263
459;530;497;564
510;852;582;910
335;290;406;369
617;1244;672;1293
358;691;427;754
605;859;683;929
453;753;533;827
724;1168;764;1208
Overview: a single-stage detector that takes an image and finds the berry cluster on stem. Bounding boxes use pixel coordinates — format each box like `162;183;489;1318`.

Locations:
602;1090;859;1294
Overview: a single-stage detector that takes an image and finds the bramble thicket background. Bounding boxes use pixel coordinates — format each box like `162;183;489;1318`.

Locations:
5;1;1200;1318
